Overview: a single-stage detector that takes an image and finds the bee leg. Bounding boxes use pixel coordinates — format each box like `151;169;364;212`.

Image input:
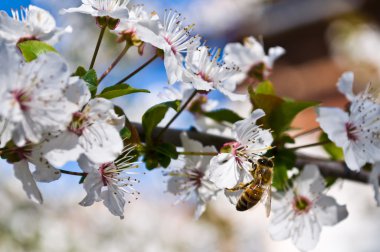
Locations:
226;182;251;192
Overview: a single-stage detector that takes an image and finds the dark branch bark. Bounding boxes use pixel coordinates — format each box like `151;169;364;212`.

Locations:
132;123;371;184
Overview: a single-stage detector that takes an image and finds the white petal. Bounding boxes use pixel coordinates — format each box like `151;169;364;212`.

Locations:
13;160;43;204
369;162;380;206
266;46;285;67
30;146;61;182
194;201;206;220
316;107;349;147
337;72;355;101
102;184;125;219
208;154;242;189
43;132;82;167
164;50;183;84
315;195;348;226
61;5;98;16
291;214;322;251
79;172;103;206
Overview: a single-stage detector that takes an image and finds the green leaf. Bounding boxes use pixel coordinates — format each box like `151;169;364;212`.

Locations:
73;66;98;97
120;127;131;139
270;100;319;137
320;132;344;161
98;83;150;99
18;40;57;62
157;154;172;168
255;80;275;95
272;149;296;191
156;143;179;159
249;91;283;128
203;109;243;124
142;100;181;144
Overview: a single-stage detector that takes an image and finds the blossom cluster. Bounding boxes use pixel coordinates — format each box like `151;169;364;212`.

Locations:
0;1;378;251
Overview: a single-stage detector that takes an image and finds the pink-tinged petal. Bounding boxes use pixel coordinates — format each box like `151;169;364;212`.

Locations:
316;107;349;147
337;72;355;101
315;195;348;226
13;160;43;204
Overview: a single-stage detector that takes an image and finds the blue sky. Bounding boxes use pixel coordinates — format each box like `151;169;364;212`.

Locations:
0;0;31;13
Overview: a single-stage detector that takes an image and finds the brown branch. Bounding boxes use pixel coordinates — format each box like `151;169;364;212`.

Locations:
132;123;371;184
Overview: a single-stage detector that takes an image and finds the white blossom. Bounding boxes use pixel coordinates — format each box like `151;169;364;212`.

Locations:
183;46;247;101
0;5;71;45
0;43;78;148
61;0;130;19
208;109;273;189
114;5;159;40
7;143;61;204
137;9;201;84
224;36;285;83
78;146;141;219
43;79;124;167
317;72;380;171
166;133;220;219
269;165;348;251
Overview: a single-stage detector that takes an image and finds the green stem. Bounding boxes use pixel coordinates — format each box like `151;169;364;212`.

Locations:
156;90;198;140
89;26;106;69
178;151;218;156
113;54;158;85
59;169;86;177
288;141;330;151
98;42;131;83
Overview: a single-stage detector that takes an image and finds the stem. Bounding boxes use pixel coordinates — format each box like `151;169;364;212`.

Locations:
89;26;106;69
156;90;198;140
59;169;86;177
293;127;321;138
178;151;218;156
113;54;158;85
287;140;330;151
98;42;131;83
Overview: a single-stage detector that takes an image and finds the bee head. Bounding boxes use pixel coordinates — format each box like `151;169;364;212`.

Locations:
258;158;274;168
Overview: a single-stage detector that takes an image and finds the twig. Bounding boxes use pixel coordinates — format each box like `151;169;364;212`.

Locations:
98;42;131;83
132;123;372;184
113;54;158;85
59;169;86;177
89;26;106;69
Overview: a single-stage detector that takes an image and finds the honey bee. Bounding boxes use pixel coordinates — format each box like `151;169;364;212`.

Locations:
226;157;274;216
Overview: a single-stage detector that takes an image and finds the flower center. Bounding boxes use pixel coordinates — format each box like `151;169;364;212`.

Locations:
198;72;213;83
99;162;113;186
68;112;88;136
188;169;204;188
11;89;31;111
164;37;177;55
292;195;313;214
345;122;358;141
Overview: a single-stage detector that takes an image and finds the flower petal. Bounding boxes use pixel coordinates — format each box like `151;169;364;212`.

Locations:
13;160;43;204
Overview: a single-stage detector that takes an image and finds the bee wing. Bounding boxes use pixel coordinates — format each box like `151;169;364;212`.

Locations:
259;183;272;217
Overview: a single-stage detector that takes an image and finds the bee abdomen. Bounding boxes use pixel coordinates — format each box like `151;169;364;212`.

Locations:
236;187;264;211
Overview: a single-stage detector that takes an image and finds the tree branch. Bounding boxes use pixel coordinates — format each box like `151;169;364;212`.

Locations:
132;123;371;184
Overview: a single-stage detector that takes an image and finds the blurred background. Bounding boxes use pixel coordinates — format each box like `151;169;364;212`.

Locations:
2;0;380;251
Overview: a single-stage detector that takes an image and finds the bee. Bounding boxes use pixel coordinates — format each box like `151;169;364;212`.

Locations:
226;157;274;216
